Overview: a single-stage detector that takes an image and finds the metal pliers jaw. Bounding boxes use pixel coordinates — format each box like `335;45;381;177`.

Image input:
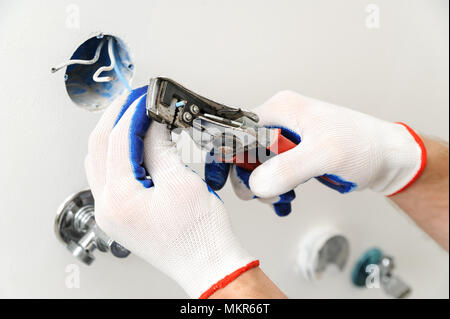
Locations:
146;77;273;161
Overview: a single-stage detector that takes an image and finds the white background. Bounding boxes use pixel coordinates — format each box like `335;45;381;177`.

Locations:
0;0;448;298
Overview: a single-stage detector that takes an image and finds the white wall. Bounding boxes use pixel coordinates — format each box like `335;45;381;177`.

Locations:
0;0;448;298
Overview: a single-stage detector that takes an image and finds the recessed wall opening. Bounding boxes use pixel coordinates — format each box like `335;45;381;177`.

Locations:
55;33;134;111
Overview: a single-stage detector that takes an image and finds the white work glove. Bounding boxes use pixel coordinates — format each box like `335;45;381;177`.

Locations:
206;90;426;207
85;86;258;298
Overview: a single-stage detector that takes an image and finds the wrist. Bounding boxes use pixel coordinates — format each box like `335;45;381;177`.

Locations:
389;136;449;250
200;260;260;299
370;122;426;196
208;266;287;299
172;231;258;299
160;204;257;298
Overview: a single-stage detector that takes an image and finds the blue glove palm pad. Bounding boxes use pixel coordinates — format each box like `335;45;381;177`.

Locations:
114;85;153;188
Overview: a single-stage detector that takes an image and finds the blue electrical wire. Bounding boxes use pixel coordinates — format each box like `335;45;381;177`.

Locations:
111;39;132;92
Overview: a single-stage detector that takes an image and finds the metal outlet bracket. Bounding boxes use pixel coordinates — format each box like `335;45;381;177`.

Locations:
297;227;350;281
55;189;130;265
352;248;412;298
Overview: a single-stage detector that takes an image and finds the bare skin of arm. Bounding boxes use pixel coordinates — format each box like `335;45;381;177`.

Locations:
211;137;449;299
390;136;449;251
209;267;287;299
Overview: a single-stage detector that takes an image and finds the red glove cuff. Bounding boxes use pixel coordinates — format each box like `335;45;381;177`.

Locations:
387;122;427;197
199;260;260;299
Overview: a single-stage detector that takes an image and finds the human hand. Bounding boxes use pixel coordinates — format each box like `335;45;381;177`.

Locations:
205;91;426;212
85;86;258;298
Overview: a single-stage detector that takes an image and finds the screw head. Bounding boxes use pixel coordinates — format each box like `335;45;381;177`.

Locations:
190;104;200;114
183;112;193;122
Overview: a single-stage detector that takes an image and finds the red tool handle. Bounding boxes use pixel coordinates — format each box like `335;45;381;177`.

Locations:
233;129;337;188
235;128;297;171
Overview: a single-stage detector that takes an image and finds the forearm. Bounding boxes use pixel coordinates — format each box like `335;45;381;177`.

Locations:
209;267;287;299
390;136;449;251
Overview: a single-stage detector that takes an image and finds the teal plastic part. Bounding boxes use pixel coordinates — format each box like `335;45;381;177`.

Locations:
351;248;383;287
